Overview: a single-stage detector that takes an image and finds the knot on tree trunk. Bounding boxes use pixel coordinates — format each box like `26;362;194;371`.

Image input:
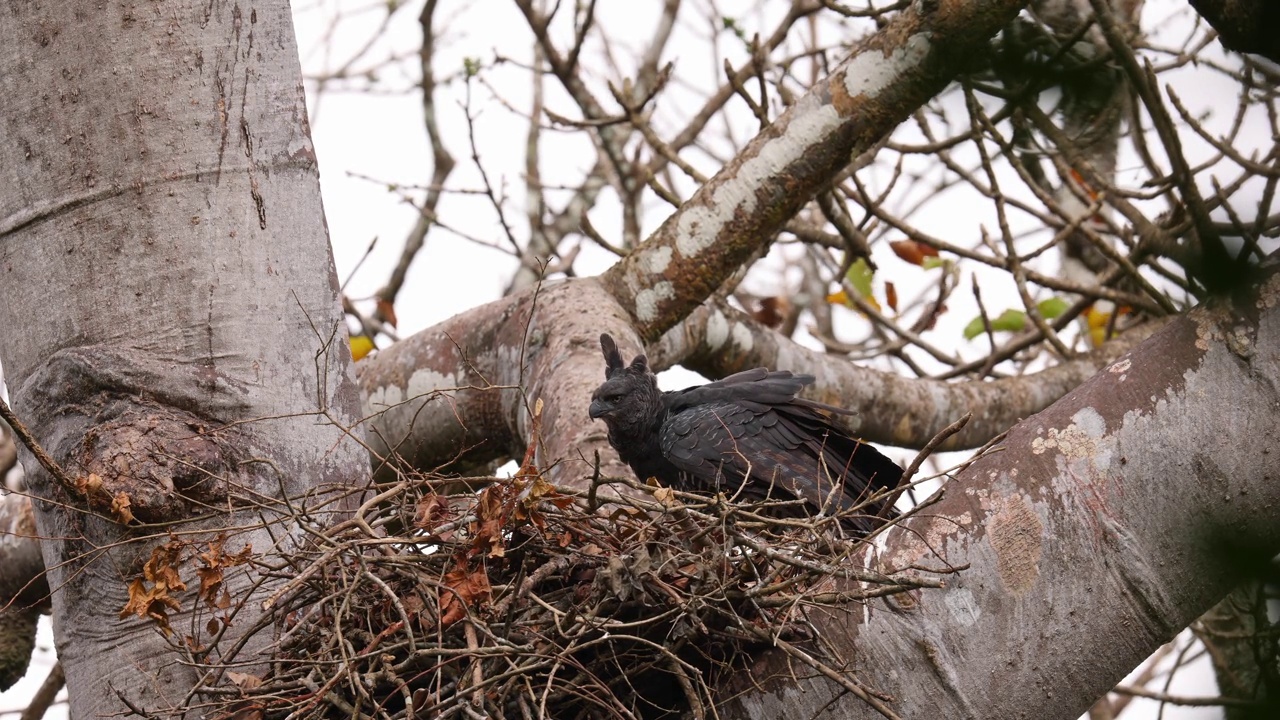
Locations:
75;404;238;524
12;345;258;526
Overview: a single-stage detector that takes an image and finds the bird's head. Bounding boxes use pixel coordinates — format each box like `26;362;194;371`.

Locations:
588;333;660;426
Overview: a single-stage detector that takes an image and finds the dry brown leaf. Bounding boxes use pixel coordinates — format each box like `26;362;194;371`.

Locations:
75;473;102;496
194;536;251;609
889;239;939;265
110;491;135;524
473;518;505;558
653;486;676;507
414;493;450;531
376;297;398;328
226;671;264;690
119;540;189;635
750;296;790;329
438;564;492;627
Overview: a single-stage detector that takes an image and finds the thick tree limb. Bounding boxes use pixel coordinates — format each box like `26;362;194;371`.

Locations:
599;0;1028;343
721;263;1280;718
357;280;640;488
653;300;1161;450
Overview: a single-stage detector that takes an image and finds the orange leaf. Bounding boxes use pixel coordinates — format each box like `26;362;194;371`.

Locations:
889;239;939;266
750;296;790;329
226;671;264;690
196;566;224;608
116;539;217;635
142;542;187;592
376;297;398;328
653;486;676;508
439;564;492;627
194;536;251;609
884;281;899;313
76;473;103;496
472;518;505;558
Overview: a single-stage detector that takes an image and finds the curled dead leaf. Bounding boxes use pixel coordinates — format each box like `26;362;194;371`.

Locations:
652;486;676;508
226;671;264;690
75;473;102;496
111;491;135;524
414;493;450;531
376;297;398;328
119;540;189;635
750;296;790;329
438;564;492;627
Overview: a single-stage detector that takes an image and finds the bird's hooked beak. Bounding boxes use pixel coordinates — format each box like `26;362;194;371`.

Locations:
588;399;608;419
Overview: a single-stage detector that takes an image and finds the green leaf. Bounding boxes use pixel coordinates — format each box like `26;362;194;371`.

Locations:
845;257;875;300
963;309;1026;340
721;16;746;41
921;256;949;271
1036;296;1070;320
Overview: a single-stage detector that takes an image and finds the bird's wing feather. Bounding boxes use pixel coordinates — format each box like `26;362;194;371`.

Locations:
664;370;813;412
660;391;901;531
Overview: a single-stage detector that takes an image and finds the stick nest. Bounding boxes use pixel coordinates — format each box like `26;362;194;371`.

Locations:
203;460;940;720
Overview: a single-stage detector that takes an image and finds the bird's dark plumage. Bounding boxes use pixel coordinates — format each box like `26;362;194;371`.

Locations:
588;333;901;534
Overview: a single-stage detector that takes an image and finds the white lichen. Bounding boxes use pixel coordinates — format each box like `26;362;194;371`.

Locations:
675;102;842;258
705;310;729;350
634;282;675;323
730;321;754;352
406;368;461;401
641;246;672;275
841;33;932;100
366;384;404;411
1031;407;1111;469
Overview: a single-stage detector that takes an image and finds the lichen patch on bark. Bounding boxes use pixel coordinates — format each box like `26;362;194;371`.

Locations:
1031;407;1108;466
987;494;1043;596
832;33;933;115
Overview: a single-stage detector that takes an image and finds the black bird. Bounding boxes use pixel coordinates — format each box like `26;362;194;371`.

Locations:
587;333;901;534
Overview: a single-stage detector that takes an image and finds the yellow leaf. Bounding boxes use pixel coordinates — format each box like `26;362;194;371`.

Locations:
1086;306;1113;347
350;335;375;361
827;289;881;312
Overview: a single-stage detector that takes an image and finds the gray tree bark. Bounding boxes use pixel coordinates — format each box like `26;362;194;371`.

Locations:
0;0;368;716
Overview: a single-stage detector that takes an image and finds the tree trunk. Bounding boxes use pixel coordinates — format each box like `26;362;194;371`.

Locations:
0;0;368;716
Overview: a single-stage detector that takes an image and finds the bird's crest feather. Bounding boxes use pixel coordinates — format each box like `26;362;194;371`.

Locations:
600;333;647;379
